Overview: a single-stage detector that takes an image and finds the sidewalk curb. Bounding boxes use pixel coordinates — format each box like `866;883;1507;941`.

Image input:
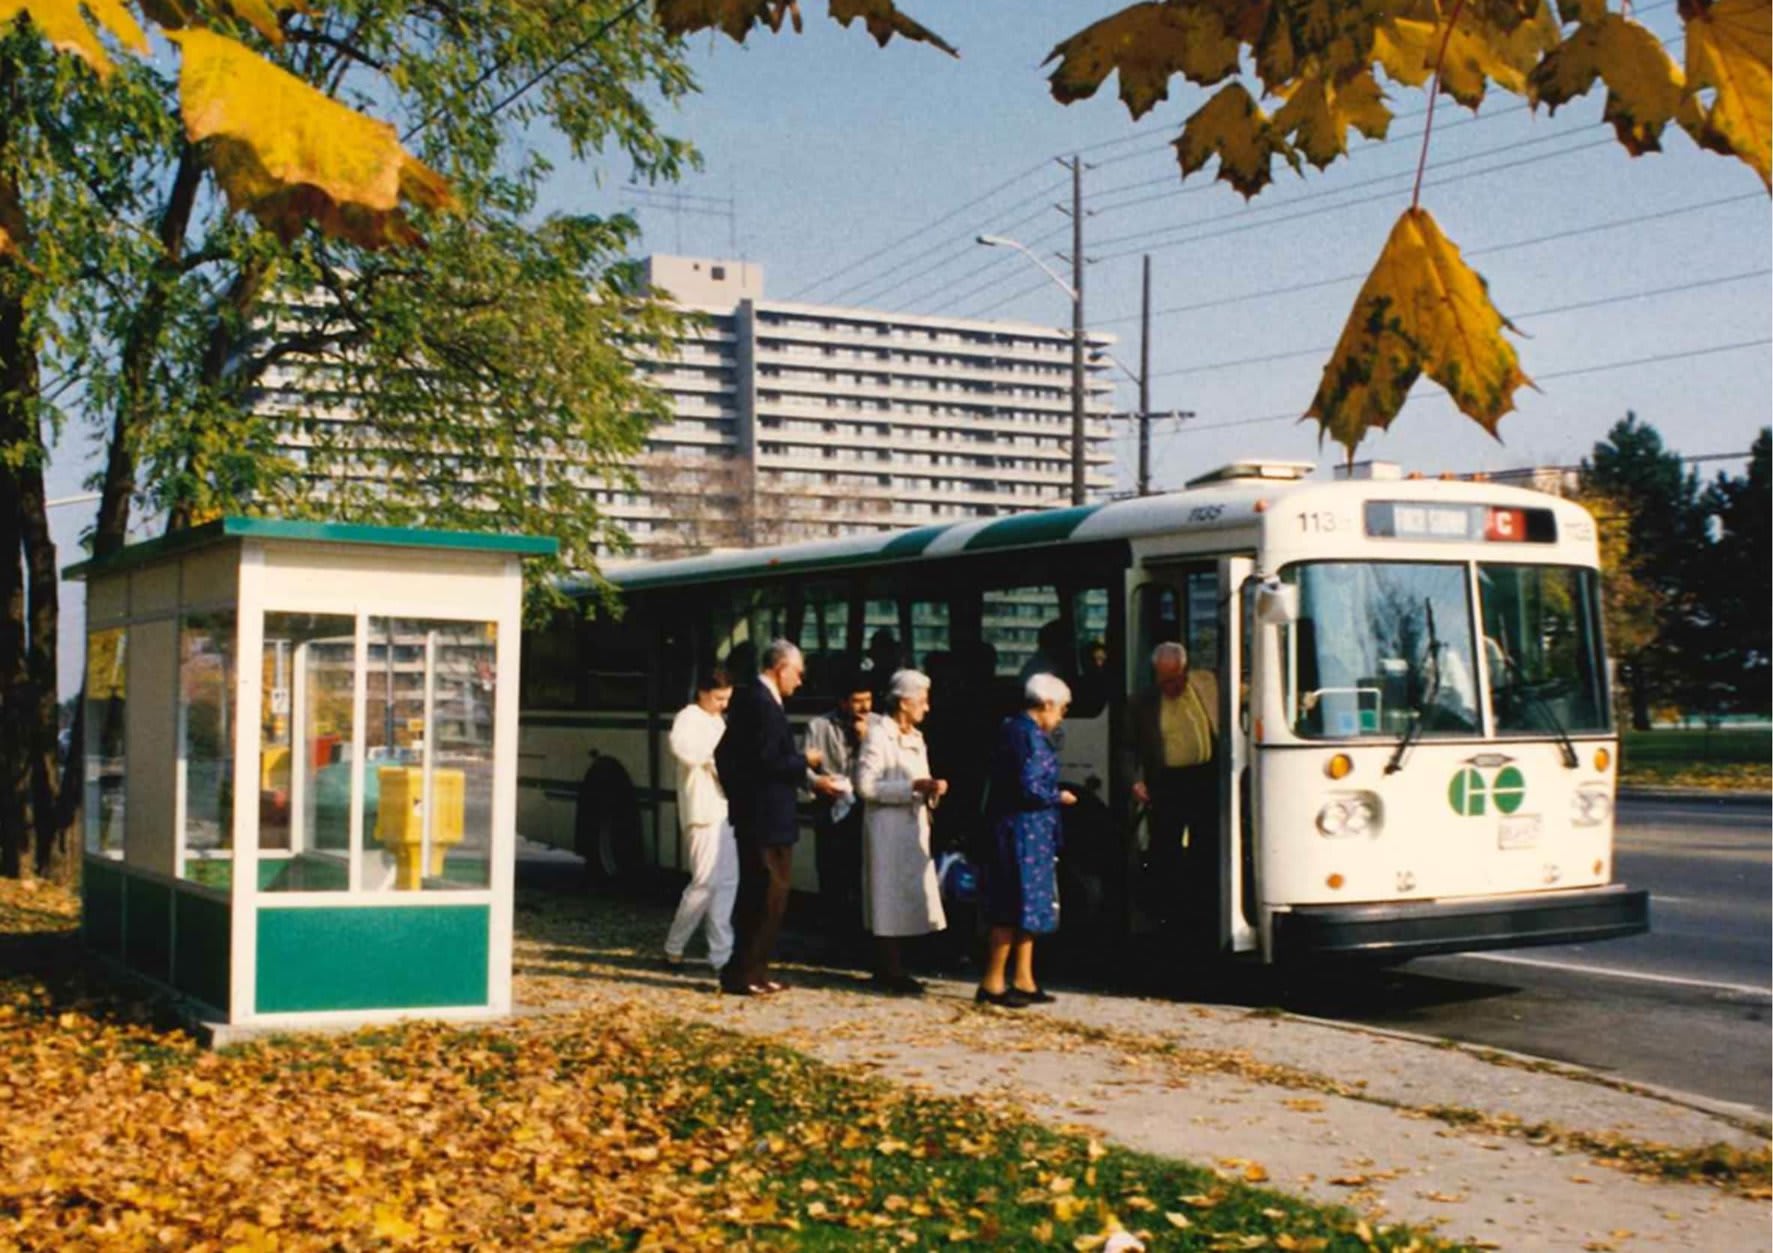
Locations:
1274;1009;1773;1135
1618;786;1771;805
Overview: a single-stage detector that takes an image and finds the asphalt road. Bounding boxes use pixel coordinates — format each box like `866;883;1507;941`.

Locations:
1266;794;1772;1114
519;794;1772;1114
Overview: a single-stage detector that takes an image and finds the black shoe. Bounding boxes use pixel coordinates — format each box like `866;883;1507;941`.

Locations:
874;973;924;996
1016;986;1056;1005
974;986;1030;1009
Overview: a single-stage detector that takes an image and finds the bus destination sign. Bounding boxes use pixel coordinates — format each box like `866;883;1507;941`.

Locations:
1364;501;1556;543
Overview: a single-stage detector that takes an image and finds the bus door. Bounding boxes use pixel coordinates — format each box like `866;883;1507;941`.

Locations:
1131;558;1257;953
1220;555;1258;954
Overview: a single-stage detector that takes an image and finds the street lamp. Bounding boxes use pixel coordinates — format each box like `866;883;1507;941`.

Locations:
976;232;1088;506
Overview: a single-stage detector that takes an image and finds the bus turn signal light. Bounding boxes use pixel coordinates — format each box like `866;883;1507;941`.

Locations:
1594;747;1611;771
1325;753;1353;780
1326;873;1345;890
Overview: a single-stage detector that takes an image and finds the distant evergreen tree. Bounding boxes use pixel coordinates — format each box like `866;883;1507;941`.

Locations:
1691;430;1772;717
1582;414;1702;730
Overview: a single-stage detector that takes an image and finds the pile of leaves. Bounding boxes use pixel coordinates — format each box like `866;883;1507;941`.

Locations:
0;893;1460;1249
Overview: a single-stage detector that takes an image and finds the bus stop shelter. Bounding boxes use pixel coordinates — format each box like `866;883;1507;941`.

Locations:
67;518;556;1037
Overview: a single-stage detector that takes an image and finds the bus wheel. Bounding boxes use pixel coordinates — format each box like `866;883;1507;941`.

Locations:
574;757;645;887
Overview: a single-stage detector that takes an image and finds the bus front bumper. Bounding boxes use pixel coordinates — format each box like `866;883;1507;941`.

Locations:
1270;885;1650;961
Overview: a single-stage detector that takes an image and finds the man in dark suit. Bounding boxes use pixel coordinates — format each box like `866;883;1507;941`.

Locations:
1123;641;1222;956
714;639;821;995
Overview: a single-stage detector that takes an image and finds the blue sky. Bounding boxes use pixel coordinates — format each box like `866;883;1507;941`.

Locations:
559;0;1771;489
43;2;1772;691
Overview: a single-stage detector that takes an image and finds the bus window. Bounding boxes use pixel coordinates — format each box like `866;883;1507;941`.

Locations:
1478;564;1610;733
796;581;855;699
1185;571;1221;672
983;584;1061;679
1071;586;1112;718
1133;567;1216;694
907;598;952;671
1133;583;1182;696
711;585;788;682
1286;561;1481;738
582;613;650;711
520;608;582;711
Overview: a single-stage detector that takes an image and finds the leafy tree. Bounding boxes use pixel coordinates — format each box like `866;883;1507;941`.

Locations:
663;0;1769;455
0;2;699;880
1688;427;1771;715
1582;413;1701;729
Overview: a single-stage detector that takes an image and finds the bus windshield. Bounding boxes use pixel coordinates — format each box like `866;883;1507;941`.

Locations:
1478;564;1610;734
1288;562;1482;739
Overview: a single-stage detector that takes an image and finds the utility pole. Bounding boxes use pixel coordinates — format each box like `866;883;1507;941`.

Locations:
1068;156;1087;506
1138;254;1152;497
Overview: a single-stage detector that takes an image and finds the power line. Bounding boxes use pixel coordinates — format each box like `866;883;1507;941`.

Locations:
795;129;1178;304
1148;269;1773;378
959;132;1635;319
1156;339;1773;437
1092;191;1765;328
1094;133;1618;262
788;165;1061;302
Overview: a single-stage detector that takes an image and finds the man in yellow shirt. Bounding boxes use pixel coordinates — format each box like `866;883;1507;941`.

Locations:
1126;641;1222;957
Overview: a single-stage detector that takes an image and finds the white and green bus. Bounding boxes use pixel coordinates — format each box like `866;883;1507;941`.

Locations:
518;460;1649;963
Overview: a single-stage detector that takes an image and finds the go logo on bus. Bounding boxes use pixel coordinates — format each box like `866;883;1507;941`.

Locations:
1448;761;1526;817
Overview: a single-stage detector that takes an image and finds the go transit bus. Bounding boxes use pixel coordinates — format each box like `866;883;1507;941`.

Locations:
517;460;1649;963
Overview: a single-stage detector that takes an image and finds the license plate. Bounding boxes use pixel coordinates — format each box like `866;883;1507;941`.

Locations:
1498;815;1540;850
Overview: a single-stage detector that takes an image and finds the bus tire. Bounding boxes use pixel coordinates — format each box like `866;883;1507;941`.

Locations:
574;757;645;887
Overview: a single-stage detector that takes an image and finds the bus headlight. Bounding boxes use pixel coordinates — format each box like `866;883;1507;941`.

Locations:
1572;786;1612;827
1317;792;1382;838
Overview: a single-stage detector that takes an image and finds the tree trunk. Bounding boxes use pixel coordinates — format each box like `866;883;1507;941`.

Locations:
1627;663;1652;733
95;144;203;557
19;460;67;881
0;271;35;880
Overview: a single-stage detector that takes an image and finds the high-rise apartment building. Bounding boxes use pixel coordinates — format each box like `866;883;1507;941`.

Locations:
617;255;1117;558
255;255;1118;561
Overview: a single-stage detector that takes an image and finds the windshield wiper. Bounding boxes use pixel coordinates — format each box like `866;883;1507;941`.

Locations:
1497;655;1579;768
1385;598;1441;776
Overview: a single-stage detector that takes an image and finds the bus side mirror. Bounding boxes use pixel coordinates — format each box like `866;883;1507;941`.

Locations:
1254;580;1299;626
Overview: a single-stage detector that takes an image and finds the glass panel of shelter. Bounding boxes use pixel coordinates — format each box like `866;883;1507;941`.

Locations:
259;612;355;893
178;611;236;887
364;617;497;892
83;627;128;861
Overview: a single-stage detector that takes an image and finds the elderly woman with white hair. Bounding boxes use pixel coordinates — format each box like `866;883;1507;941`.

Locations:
977;671;1077;1009
855;668;948;994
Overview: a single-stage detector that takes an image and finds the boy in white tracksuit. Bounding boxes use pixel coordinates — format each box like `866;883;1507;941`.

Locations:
664;670;737;970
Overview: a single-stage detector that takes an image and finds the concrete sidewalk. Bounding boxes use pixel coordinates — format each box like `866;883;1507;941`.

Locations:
513;895;1771;1252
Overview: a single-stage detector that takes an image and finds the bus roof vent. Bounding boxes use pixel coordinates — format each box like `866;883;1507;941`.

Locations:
1185;459;1316;488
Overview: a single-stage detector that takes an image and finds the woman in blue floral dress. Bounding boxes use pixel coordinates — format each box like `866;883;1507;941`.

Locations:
977;673;1076;1009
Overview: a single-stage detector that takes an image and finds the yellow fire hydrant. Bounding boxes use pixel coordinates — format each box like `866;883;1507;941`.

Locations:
374;766;465;889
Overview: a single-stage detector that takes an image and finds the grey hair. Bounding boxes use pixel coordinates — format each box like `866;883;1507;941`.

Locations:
889;668;931;699
1024;671;1072;710
760;639;804;671
1151;641;1188;669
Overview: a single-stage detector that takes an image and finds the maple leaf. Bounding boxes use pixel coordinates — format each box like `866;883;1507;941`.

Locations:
1175;81;1302;198
1044;2;1240;119
828;0;956;55
0;0;147;76
1677;0;1771;189
656;0;803;42
1306;207;1531;453
1375;0;1560;107
1274;67;1393;167
169;27;453;248
1529;13;1687;153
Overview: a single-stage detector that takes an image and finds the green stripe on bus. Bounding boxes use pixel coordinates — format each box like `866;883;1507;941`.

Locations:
880;524;952;557
963;504;1102;552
